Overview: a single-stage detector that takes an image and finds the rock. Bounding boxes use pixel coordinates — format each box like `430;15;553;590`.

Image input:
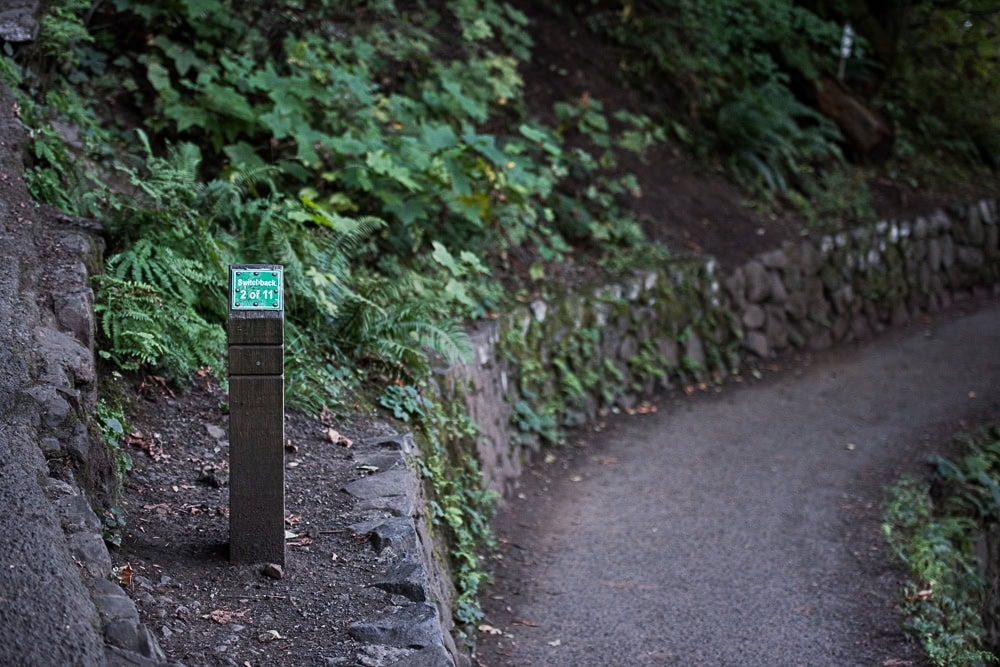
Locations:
198;462;229;487
0;0;42;42
617;335;639;361
388;645;455;667
941;235;956;267
985;225;998;259
744;331;769;358
768;272;788;304
20;385;71;430
364;517;418;554
928;238;943;270
346;465;420;516
799;241;821;275
742;305;766;330
355;452;407;473
743;261;770;303
957;246;984;267
33;326;95;388
529;299;547;322
54;491;101;534
68;531;112;579
205;424;226;440
684;333;706;377
54;289;94;348
765;305;789;351
366;433;417;455
348;602;444;649
374;555;429;602
262;563;284;580
723;266;746;308
759;249;789;269
355;646;414;667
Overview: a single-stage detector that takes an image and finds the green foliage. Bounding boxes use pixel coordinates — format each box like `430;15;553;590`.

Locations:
589;0;845;198
716;81;842;197
882;426;1000;666
96;399;132;547
787;166;876;230
381;381;497;628
883;1;1000;173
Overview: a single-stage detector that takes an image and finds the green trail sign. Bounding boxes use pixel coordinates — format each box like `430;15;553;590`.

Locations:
230;268;283;310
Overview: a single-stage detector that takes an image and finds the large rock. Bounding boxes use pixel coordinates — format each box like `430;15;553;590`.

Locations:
0;0;42;42
348;603;445;649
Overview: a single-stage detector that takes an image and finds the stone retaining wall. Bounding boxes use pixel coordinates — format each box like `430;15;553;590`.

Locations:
443;200;1000;498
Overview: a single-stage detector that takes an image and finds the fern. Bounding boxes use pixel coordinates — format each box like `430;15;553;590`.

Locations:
716;81;842;197
93;275;225;377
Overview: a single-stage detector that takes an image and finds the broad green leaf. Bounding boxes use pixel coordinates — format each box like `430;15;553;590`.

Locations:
431;241;460;277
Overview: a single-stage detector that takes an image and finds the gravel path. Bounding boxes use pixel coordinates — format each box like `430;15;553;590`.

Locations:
475;301;1000;667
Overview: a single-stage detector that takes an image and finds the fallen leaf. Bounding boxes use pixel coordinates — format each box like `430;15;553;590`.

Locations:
543;453;556;464
318;405;334;425
205;607;247;625
512;619;540;627
258;630;284;642
127;431;164;460
845;443;856;451
287;536;313;547
285;513;303;526
325;428;352;447
143;503;172;516
570;475;582;482
968;391;977;399
113;563;135;587
478;624;503;635
547;639;562;647
596;456;619;466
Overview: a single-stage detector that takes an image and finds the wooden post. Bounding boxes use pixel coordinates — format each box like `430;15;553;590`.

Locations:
228;264;285;565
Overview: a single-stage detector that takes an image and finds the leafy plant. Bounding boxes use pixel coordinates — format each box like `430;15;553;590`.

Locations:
96;399;132;547
715;81;842;197
882;426;1000;666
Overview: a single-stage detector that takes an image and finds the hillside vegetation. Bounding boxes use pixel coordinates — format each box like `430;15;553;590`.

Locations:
2;0;997;402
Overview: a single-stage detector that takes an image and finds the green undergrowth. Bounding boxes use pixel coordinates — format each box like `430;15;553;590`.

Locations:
380;380;497;632
498;261;741;448
882;426;1000;666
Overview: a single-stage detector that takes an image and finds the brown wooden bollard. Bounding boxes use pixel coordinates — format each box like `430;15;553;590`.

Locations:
228;264;285;565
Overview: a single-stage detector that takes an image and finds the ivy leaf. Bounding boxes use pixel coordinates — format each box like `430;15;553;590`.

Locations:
202;84;255;122
431;241;460;277
146;61;172;92
223;142;265;169
420;122;458;152
458;250;489;275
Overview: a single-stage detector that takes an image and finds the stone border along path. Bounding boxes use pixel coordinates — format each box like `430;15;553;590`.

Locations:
442;198;1000;500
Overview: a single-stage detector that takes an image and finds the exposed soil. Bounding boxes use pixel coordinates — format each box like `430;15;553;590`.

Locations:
112;378;405;666
105;5;1000;667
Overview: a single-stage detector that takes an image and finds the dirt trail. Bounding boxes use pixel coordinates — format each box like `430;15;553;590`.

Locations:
475;301;1000;667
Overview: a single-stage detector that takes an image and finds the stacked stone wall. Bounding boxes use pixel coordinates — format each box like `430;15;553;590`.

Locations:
441;200;1000;497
